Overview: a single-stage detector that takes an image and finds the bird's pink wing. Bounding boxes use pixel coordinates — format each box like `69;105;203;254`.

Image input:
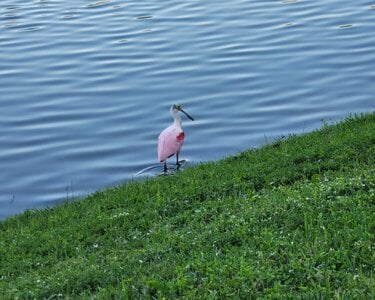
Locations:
158;126;185;162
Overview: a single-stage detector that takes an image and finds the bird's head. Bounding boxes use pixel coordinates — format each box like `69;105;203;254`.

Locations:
171;104;194;121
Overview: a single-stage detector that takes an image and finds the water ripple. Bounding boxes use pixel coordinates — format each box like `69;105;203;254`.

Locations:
0;0;374;219
86;1;112;9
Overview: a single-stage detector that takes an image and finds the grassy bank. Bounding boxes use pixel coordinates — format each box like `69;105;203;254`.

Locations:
1;113;374;299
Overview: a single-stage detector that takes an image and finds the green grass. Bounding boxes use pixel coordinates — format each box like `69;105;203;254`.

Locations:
1;113;374;299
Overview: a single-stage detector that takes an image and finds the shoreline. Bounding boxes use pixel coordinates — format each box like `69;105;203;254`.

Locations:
1;112;374;298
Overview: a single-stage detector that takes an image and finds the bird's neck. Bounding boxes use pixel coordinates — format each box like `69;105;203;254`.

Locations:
171;110;182;127
173;115;182;127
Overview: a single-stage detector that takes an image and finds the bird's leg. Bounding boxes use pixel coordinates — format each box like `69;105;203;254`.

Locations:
163;161;167;173
176;152;181;168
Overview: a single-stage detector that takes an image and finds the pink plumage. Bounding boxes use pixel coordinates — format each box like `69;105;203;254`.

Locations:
157;104;194;172
158;126;185;162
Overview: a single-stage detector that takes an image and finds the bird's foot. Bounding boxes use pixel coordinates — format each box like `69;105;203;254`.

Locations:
176;159;186;165
176;160;187;170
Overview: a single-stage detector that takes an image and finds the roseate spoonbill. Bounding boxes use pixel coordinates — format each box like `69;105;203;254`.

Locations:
158;104;194;172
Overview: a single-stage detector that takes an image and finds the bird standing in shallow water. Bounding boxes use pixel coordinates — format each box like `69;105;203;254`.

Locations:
158;104;194;172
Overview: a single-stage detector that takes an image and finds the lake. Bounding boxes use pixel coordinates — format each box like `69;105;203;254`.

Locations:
1;0;374;220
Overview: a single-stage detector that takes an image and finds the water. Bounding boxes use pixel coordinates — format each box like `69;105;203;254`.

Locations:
1;0;374;220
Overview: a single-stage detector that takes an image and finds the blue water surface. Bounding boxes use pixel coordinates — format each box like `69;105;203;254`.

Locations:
1;0;374;220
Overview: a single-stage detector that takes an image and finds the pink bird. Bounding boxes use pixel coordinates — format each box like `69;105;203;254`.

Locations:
158;104;194;172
